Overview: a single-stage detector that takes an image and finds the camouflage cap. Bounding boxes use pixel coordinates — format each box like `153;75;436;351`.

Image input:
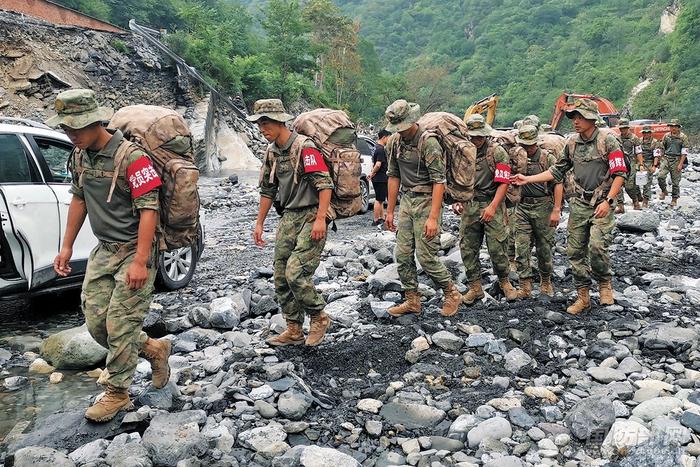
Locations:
516;125;539;146
669;118;681;127
385;99;421;132
246;99;294;123
513;119;524;130
45;89;113;130
466;113;493;137
565;98;600;121
523;114;541;128
618;118;630;128
541;123;553;132
641;125;652;133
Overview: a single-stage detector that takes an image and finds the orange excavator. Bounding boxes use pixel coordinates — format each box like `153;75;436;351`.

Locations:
549;92;669;139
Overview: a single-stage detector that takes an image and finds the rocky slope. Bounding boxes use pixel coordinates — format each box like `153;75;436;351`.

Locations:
2;155;700;466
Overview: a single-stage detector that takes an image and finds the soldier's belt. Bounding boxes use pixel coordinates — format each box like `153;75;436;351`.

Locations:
98;240;136;253
403;185;433;196
520;196;552;204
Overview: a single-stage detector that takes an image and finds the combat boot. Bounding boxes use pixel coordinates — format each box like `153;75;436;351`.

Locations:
659;190;667;200
539;275;554;297
267;322;305;346
499;278;518;301
462;281;485;305
388;291;422;317
642;198;649;208
566;288;591;315
509;259;517;273
633;200;641;210
599;280;615;305
140;337;171;389
615;204;625;214
671;198;678;207
85;385;134;422
517;279;532;299
306;312;330;347
440;283;462;317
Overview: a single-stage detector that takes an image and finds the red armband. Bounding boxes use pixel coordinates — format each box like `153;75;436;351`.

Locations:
127;156;162;199
494;163;511;184
608;150;627;174
302;148;328;173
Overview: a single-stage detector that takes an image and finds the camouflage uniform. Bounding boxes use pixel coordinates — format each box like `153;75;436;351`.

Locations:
71;130;160;390
616;127;642;206
657;122;690;200
259;132;333;325
639;131;662;201
386;129;452;291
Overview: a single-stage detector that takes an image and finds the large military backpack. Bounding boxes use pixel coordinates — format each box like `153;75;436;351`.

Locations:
108;105;200;250
292;109;363;219
410;112;477;203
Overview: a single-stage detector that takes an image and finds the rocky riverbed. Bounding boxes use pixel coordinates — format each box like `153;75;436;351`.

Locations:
2;158;700;467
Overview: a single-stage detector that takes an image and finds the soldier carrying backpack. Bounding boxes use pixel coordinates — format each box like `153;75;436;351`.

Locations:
252;99;360;348
48;89;172;423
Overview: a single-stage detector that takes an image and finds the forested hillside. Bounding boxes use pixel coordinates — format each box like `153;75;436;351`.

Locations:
50;0;699;133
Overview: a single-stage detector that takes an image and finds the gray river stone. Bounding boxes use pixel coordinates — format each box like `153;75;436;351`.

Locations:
40;324;107;370
380;402;446;429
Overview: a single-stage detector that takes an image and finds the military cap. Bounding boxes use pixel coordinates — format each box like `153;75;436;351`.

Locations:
541;123;553;132
385;99;421;132
516;125;539;146
523;114;541;128
246;99;294;123
45;89;113;130
641;125;652;133
669;118;681;127
513;119;524;130
565;98;600;121
466;114;493;137
618;118;630;128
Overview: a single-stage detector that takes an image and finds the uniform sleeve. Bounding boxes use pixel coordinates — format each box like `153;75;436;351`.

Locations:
421;136;446;184
682;134;690;151
663;134;671;150
125;149;161;211
386;136;400;178
492;145;511;184
69;150;84;199
300;140;334;192
605;133;627;181
259;147;278;200
550;142;574;183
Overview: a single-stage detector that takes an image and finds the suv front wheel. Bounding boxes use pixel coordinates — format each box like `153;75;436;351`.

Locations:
155;225;204;291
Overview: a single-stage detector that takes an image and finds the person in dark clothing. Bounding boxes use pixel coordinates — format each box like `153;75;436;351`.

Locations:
368;130;390;225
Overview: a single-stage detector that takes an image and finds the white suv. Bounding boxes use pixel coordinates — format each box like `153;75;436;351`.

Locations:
0;118;203;297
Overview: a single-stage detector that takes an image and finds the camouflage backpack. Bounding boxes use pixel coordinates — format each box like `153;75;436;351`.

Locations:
292;109;363;219
408;112;477;203
108;105;201;250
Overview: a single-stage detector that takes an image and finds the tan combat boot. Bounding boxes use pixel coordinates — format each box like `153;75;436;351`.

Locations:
141;337;171;389
388;291;422;317
642;198;649;208
671;198;678;207
539;275;554;297
633;200;641;210
440;283;462;317
659;190;667;200
85;386;134;422
509;259;517;273
267;321;305;347
305;312;330;347
599;280;615;305
517;279;532;299
462;281;485;305
499;278;518;301
566;288;591;315
615;204;625;214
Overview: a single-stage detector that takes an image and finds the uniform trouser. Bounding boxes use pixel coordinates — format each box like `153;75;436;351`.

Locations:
515;199;555;280
274;207;326;325
82;241;156;390
567;198;615;288
396;193;452;292
641;164;655;200
657;156;682;199
506;206;516;260
617;161;640;204
460;200;510;283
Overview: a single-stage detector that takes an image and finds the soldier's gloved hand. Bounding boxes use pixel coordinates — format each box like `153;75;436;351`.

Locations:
594;200;611;219
451;203;463;215
386;213;397;232
53;247;73;277
424;217;438;240
253;223;266;247
549;209;561;227
480;203;496;223
126;261;148;290
311;218;327;241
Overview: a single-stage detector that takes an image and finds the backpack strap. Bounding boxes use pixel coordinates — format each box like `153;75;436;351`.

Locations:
107;141;140;203
566;132;615;206
291;134;311;185
69;147;85;188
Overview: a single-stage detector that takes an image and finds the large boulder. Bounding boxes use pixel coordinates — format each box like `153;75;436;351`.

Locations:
208;294;247;329
367;264;402;293
380;402;446;429
616;211;660;232
272;445;361;467
564;395;615;440
40;324;107;370
639;324;699;351
141;410;208;465
12;446;75;467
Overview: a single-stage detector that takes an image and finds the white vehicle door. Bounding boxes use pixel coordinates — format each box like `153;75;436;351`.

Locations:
0;133;60;289
29;135;97;267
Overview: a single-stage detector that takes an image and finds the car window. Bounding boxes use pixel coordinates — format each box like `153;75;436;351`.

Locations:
0;134;33;184
356;137;375;157
33;137;73;183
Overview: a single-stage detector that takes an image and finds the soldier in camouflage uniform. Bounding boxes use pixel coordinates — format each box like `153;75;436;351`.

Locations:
510;125;563;299
614;118;643;213
455;114;518;304
49;89;171;423
512;99;627;315
384;100;462;317
657;119;690;207
252;99;333;347
638;126;662;207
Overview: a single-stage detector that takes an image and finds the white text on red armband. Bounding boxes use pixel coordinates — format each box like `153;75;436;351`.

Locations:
608;150;628;174
494;163;511;184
